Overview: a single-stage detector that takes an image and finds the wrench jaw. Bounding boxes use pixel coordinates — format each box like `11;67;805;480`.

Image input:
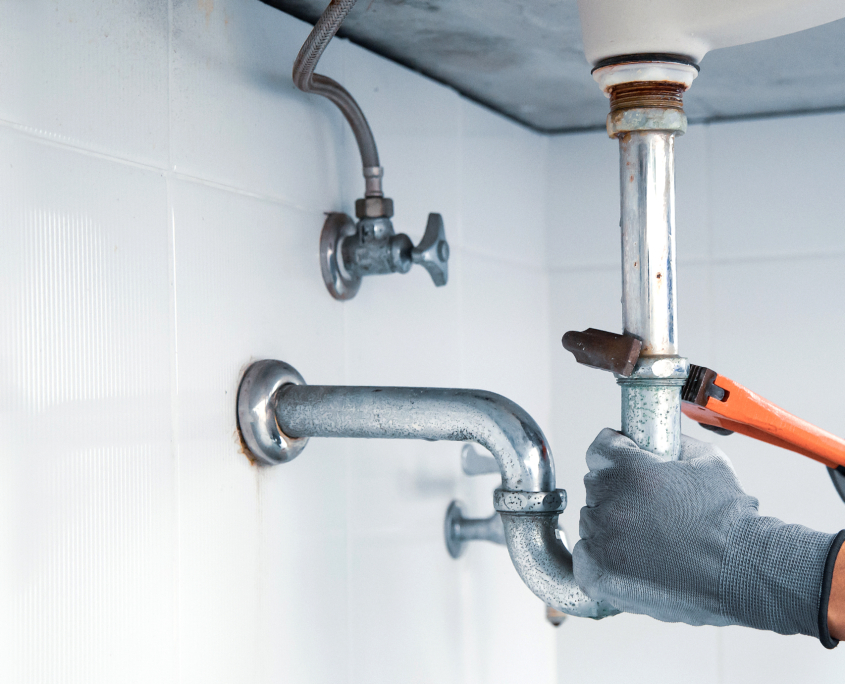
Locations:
562;327;845;472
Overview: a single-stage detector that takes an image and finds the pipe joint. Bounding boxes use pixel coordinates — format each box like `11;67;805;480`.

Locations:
494;488;566;514
607;107;687;137
618;355;689;380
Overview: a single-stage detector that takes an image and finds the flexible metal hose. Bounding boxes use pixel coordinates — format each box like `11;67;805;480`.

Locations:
293;0;383;197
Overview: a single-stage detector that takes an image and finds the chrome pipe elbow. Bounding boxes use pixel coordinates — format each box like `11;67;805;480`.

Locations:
273;381;554;493
236;359;615;619
500;513;618;619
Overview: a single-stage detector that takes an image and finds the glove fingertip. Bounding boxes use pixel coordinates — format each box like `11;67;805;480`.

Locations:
572;539;603;597
678;433;706;460
586;428;637;470
578;514;589;541
587;428;666;473
571;538;587;574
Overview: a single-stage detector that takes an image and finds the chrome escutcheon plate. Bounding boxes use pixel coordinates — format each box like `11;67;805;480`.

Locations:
320;212;361;301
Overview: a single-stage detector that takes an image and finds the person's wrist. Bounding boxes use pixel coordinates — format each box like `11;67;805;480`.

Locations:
828;545;845;640
821;531;845;647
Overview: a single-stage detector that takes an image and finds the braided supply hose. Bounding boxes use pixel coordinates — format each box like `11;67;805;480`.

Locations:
293;0;382;197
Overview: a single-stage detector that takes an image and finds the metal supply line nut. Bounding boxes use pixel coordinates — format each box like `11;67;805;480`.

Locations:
355;196;394;219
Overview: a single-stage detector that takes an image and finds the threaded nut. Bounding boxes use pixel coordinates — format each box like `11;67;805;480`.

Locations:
355;196;394;219
494;489;567;514
606;108;688;137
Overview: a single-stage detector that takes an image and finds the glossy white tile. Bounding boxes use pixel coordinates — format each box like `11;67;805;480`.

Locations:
709;113;845;260
559;615;720;684
170;178;347;683
0;128;174;682
348;535;463;684
546;131;619;271
721;624;845;684
171;0;346;211
675;123;711;263
462;111;548;265
0;0;169;166
711;257;845;532
461;253;551;427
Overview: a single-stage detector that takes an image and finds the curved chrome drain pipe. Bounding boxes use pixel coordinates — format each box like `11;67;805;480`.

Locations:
237;359;617;619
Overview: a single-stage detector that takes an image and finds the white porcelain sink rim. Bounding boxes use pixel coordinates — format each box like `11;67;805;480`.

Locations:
578;0;845;65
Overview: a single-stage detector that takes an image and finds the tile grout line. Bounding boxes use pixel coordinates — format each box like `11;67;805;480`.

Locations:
0;117;169;173
165;2;183;682
339;40;354;684
548;247;845;277
2;109;579;273
0;115;322;215
167;171;316;213
454;97;476;684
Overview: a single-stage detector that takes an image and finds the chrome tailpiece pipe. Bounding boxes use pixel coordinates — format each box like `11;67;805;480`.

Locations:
591;56;700;461
237;359;617;619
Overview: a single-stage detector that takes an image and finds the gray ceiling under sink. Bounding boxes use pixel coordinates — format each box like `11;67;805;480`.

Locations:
263;0;845;133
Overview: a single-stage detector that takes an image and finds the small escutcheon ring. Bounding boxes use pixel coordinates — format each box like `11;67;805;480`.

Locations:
320;212;361;301
237;360;308;465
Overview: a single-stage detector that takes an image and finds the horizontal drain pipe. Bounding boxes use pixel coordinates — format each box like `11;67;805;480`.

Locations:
237;359;617;619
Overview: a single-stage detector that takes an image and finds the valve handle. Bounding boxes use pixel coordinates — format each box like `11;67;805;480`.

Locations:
412;213;449;286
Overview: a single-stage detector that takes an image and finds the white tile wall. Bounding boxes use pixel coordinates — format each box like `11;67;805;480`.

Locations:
0;128;175;682
0;0;170;166
548;112;845;683
170;0;347;211
0;2;554;683
3;2;844;683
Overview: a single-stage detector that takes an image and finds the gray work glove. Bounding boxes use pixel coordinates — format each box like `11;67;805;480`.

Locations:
574;428;844;646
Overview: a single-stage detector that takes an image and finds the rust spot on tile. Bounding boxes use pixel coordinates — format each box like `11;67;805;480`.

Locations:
235;357;259;466
198;0;214;25
234;427;258;466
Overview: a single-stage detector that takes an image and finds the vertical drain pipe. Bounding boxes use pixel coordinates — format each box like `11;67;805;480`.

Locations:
593;58;699;460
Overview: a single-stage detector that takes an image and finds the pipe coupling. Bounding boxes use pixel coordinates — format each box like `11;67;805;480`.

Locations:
607;108;687;137
616;355;689;382
494;488;566;514
617;356;689;462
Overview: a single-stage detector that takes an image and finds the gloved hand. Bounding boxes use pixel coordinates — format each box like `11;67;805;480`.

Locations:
573;428;844;646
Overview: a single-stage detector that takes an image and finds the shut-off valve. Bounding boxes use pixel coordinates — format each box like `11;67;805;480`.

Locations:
321;207;448;301
292;0;449;300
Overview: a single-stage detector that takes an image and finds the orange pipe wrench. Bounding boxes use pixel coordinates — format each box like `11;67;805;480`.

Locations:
562;328;845;470
680;365;845;470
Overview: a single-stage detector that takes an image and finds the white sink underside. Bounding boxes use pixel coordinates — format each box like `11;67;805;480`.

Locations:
579;0;845;64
